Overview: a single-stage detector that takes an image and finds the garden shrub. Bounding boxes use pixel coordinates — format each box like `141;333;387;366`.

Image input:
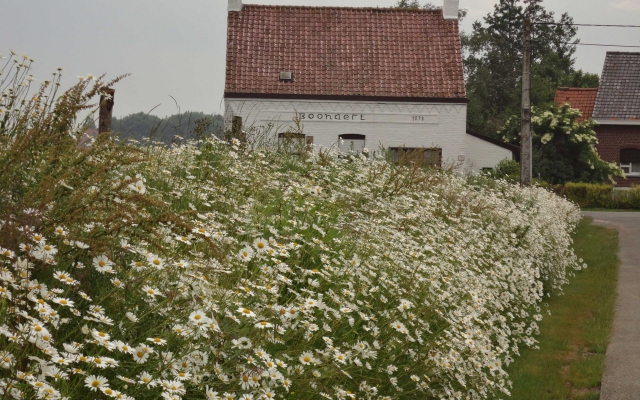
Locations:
556;182;640;209
0;53;584;399
490;159;521;184
559;182;615;208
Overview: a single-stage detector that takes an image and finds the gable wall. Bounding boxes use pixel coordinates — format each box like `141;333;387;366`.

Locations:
596;124;640;187
464;134;514;174
225;98;467;168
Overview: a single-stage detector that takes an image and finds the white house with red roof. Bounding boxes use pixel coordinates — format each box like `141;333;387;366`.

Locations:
224;0;515;172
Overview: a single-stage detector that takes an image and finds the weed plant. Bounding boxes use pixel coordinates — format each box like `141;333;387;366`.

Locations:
0;53;583;399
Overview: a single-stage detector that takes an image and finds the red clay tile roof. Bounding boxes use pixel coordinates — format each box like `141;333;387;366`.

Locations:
225;5;466;100
554;88;598;123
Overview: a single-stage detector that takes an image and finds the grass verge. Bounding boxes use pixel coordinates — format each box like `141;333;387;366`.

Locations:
581;208;640;212
506;218;619;399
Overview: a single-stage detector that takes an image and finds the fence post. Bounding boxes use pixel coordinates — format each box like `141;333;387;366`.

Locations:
99;88;115;135
230;116;245;142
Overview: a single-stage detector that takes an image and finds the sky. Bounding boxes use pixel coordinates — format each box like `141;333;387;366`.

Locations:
2;0;639;118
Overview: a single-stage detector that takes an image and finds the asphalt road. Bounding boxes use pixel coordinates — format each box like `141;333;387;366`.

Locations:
582;211;640;400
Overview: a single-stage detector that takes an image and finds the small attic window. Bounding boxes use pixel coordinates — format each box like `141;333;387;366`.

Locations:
279;71;294;82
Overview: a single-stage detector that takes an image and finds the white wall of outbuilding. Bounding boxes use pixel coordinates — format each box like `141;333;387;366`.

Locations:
464;133;514;174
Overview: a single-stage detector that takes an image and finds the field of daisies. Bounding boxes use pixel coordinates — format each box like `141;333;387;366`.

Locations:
0;54;584;400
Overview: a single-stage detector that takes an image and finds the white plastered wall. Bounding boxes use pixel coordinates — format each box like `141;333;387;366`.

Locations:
464;134;513;174
225;98;467;168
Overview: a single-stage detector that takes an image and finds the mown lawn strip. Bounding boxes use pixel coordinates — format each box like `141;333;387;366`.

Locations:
506;218;619;399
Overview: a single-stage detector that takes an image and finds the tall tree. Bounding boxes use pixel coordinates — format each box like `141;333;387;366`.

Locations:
464;0;596;137
111;112;224;144
395;0;437;9
394;1;467;18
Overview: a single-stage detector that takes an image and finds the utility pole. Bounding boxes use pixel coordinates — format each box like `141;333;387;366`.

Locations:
99;88;115;135
521;18;532;186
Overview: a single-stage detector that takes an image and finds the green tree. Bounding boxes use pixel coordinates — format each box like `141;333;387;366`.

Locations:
394;0;468;19
395;0;437;9
112;111;224;144
465;0;596;137
499;104;623;184
559;69;600;88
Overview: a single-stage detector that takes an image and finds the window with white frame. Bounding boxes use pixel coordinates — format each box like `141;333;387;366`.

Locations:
389;147;442;167
620;148;640;176
338;134;366;154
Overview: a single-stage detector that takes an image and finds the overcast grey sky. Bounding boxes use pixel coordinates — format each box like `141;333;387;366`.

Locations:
2;0;639;118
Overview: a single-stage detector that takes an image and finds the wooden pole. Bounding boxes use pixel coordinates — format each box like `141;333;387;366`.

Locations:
231;116;244;142
99;88;115;135
520;18;532;186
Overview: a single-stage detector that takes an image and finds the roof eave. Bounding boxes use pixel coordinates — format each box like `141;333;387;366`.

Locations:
593;118;640;126
224;92;469;104
466;130;520;154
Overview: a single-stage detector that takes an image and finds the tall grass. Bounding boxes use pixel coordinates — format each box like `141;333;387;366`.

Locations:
0;53;584;400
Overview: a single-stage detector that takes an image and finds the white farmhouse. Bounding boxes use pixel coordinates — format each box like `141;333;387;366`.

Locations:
224;0;516;172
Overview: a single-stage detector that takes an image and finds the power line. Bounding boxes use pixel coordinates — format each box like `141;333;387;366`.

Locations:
564;42;640;48
532;40;640;48
533;22;640;28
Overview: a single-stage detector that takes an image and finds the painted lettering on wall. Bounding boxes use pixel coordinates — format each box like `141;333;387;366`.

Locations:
299;113;366;121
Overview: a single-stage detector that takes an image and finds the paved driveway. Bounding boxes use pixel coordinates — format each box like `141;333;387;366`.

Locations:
582;211;640;400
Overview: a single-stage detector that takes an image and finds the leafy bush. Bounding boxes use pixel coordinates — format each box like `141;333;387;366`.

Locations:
499;104;623;184
1;53;584;399
490;159;521;184
556;182;640;209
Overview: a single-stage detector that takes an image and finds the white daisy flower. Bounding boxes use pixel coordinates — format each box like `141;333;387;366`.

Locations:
237;246;254;262
252;237;269;252
237;307;256;318
84;375;108;391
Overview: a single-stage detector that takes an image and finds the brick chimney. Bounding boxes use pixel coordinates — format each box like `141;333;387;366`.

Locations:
443;0;459;19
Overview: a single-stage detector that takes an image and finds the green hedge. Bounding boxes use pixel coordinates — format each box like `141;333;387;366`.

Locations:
555;182;640;209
